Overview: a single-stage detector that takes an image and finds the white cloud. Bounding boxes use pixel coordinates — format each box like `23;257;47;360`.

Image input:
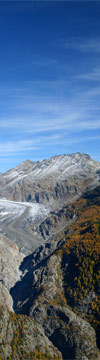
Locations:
0;80;100;160
76;67;100;81
0;134;63;156
0;88;100;135
0;133;100;159
60;38;100;53
0;139;39;155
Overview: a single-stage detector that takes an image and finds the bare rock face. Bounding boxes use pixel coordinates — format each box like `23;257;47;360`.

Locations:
0;153;100;207
0;234;24;311
0;153;100;359
0;284;13;312
0;305;62;360
10;235;100;359
0;153;99;255
31;304;99;360
0;153;99;256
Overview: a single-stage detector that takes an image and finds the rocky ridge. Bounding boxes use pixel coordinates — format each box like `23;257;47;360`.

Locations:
0;153;100;206
0;153;100;359
0;152;99;254
9;191;100;359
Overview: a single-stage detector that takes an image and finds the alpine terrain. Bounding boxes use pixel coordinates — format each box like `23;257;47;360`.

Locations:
0;152;100;359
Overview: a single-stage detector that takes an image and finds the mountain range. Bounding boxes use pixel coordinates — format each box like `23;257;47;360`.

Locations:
0;153;100;359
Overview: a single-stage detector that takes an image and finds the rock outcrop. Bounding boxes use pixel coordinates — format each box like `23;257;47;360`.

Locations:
0;153;100;207
0;154;100;359
0;234;24;311
0;306;62;359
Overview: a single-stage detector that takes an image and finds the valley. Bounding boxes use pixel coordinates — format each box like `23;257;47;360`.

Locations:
0;153;100;359
0;199;50;254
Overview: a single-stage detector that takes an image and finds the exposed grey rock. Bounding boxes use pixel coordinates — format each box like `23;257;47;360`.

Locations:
0;153;100;207
0;305;62;359
31;304;99;360
0;153;99;257
0;234;24;311
0;153;100;359
10;242;99;359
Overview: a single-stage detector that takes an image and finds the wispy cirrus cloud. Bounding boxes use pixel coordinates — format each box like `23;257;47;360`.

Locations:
0;0;100;173
76;67;100;81
0;84;100;135
0;134;62;156
0;75;100;168
0;139;39;155
59;38;100;53
0;132;100;159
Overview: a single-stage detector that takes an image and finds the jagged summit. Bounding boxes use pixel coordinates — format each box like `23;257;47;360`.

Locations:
0;152;99;205
2;152;100;181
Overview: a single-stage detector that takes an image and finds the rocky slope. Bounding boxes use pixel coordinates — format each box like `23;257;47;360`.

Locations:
9;185;100;359
0;153;100;359
0;306;62;360
0;152;99;254
0;233;25;311
0;153;100;207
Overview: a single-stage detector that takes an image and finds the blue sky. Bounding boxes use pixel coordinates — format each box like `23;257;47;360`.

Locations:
0;1;100;171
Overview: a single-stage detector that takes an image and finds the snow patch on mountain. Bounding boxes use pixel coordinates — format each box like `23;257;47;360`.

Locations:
2;153;100;187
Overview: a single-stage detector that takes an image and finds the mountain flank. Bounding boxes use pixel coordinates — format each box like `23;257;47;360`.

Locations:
0;153;100;359
0;153;100;206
